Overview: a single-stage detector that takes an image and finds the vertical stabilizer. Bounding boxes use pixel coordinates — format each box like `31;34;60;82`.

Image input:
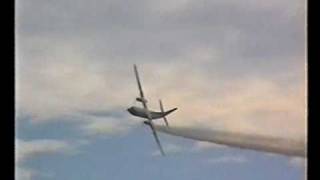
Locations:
159;100;170;127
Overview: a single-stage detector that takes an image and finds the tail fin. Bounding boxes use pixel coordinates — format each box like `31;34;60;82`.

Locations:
159;100;177;127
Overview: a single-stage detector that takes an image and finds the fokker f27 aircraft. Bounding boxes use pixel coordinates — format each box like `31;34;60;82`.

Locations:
127;65;178;156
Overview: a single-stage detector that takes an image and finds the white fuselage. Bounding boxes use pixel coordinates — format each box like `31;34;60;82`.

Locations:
127;106;165;120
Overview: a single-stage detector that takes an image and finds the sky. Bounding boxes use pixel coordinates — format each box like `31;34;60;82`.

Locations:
16;0;306;180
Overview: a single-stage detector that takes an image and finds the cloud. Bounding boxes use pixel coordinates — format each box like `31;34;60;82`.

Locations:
15;1;306;180
151;143;184;156
16;52;306;138
16;166;55;180
150;74;306;139
152;140;228;156
207;155;248;164
288;157;306;168
16;47;134;122
79;115;139;137
15;138;84;164
17;0;304;60
16;0;305;70
16;167;36;180
16;0;306;145
192;141;227;152
287;157;307;180
15;166;55;180
15;138;87;180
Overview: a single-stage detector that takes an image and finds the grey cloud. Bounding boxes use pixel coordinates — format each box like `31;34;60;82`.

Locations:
17;0;305;66
16;0;306;140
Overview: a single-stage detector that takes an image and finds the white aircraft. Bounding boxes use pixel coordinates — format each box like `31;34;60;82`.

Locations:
127;65;306;158
127;64;178;156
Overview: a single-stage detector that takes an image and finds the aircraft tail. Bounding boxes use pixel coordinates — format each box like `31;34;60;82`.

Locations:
159;100;177;127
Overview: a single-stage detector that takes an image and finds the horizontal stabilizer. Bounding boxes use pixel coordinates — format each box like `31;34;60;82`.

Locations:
164;108;178;116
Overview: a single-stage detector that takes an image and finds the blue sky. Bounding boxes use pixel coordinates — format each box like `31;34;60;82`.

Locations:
17;118;305;180
16;0;306;179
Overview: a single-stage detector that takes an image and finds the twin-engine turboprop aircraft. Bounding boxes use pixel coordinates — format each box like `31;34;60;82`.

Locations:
127;64;178;156
126;65;306;158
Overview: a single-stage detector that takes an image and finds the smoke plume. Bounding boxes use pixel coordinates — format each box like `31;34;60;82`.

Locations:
154;125;306;157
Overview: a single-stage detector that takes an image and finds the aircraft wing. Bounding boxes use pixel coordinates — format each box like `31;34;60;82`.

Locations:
134;64;145;100
133;64;165;156
149;121;165;155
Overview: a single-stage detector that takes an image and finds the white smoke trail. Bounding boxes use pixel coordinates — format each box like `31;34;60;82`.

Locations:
153;125;306;158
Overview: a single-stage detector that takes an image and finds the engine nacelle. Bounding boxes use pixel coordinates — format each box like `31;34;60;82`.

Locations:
136;97;148;103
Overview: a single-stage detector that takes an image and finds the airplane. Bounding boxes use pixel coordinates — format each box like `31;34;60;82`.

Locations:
127;64;178;156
